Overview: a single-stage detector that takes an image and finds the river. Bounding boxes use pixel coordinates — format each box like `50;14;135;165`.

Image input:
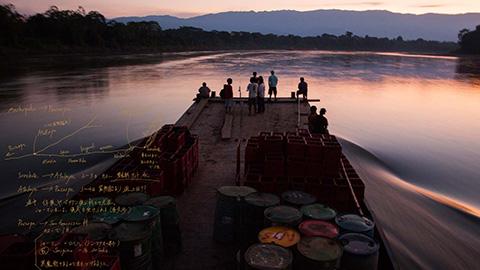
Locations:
0;50;479;269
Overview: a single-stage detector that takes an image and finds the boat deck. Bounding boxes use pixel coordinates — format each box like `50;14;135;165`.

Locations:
172;98;310;269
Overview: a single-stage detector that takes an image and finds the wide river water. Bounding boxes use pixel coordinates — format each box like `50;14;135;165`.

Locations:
1;51;479;269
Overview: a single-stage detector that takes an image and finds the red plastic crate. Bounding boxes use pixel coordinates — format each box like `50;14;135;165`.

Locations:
289;176;305;184
306;160;323;178
333;178;351;203
259;176;277;193
246;173;261;183
259;131;273;137
263;135;284;154
286;156;306;177
243;181;262;191
245;143;262;163
286;138;306;158
264;154;285;177
305;139;324;161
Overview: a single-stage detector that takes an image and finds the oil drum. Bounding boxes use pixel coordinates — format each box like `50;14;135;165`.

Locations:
294;236;342;270
144;196;182;256
339;233;379;270
298;220;339;239
70;222;112;241
281;190;316;207
264;205;302;227
91;211;124;225
213;186;256;243
258;226;300;248
123;205;161;270
109;222;153;270
115;192;150;206
243;192;280;244
244;243;293;270
300;204;337;221
335;214;375;237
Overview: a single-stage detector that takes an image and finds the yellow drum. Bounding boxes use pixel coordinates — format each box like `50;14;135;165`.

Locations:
258;226;300;248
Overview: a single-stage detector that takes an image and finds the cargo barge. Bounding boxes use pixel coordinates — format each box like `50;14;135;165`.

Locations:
0;97;397;270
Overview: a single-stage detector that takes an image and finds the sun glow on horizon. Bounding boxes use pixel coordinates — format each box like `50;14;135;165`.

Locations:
4;0;480;18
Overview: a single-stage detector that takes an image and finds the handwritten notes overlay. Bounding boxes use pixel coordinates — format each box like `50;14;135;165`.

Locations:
3;104;163;269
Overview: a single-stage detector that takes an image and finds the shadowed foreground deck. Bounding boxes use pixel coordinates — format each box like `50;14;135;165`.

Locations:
172;98;310;269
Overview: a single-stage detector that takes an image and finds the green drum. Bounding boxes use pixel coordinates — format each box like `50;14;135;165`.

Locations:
115;192;150;206
335;214;375;237
281;190;316;207
264;205;302;227
123;205;162;270
109;222;153;270
295;237;342;270
300;204;337;221
213;186;256;243
243;192;280;245
244;243;293;270
91;211;125;225
144;196;182;257
70;222;112;241
339;233;379;270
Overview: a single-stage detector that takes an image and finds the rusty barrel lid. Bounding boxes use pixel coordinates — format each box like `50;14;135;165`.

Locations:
123;205;160;223
335;214;374;234
264;205;302;225
298;220;339;239
115;192;150;206
296;236;342;262
244;243;293;270
245;192;280;207
70;223;112;241
258;226;301;248
300;204;337;221
281;190;316;206
339;233;379;256
217;186;257;198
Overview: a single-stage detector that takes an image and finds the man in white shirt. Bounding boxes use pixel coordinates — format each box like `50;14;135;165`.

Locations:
246;77;258;115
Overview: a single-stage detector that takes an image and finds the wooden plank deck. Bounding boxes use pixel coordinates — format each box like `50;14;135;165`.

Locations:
171;99;310;269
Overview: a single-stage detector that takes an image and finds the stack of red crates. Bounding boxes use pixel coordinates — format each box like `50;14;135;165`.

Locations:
79;125;199;198
244;129;365;210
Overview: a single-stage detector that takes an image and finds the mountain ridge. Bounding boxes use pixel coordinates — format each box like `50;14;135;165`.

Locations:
114;9;480;41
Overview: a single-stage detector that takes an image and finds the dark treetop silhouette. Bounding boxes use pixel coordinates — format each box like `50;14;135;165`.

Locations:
458;26;480;54
0;4;462;56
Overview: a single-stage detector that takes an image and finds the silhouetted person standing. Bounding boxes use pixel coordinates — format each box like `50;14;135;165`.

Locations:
246;77;258;115
297;77;308;101
223;78;234;113
268;70;278;101
257;76;266;113
251;72;259;84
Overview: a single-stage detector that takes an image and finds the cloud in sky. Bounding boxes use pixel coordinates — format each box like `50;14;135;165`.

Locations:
415;4;448;9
